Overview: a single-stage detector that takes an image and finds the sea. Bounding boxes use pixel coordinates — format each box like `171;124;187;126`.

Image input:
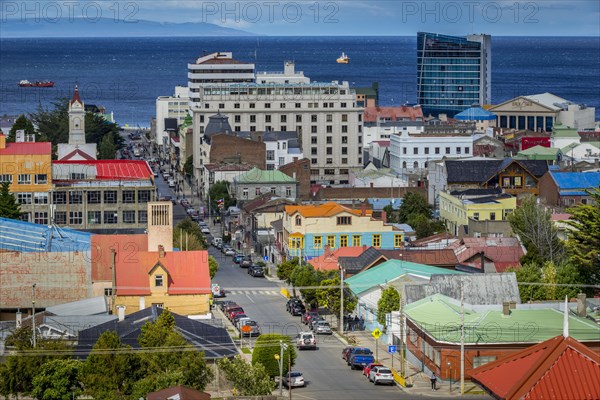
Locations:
1;36;599;127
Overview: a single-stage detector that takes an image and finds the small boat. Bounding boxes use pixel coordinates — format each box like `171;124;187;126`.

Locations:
337;52;350;64
18;80;55;87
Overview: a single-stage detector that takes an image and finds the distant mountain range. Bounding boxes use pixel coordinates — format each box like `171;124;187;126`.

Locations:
1;18;256;37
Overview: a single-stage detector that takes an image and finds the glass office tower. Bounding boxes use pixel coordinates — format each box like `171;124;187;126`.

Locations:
417;32;491;117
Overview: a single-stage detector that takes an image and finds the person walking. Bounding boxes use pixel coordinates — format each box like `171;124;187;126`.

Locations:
430;373;437;391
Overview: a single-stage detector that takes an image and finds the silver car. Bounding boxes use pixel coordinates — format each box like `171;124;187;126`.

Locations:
239;320;261;337
312;321;332;335
369;366;395;385
283;371;305;388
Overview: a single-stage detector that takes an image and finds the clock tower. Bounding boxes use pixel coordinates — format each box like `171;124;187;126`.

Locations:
57;85;98;160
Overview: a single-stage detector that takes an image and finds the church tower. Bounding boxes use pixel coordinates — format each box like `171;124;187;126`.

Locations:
68;85;86;145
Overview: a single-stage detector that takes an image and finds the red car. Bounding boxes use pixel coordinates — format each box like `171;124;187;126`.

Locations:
363;363;383;377
342;346;355;362
227;308;245;320
302;311;319;325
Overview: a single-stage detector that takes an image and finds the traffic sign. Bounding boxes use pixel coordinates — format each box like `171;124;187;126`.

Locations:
371;328;382;340
388;345;397;354
264;255;269;262
241;325;252;333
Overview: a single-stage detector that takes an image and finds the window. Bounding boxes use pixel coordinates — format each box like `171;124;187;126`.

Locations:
104;288;113;296
280;125;287;131
122;190;135;204
311;158;317;164
326;158;333;164
123;210;136;224
337;216;352;225
279;156;285;166
69;191;83;204
234;115;241;123
340;235;348;247
264;103;271;109
326;136;333;144
0;174;12;183
53;192;66;204
324;169;336;175
286;187;292;196
34;192;48;204
435;147;440;154
445;147;451;154
69;211;83;225
341;136;348;144
341;102;347;108
250;115;256;123
138;210;148;223
341;147;348;155
266;150;275;161
296;114;302;122
280;115;287;122
311;126;317;133
34;174;47;184
465;147;470;154
473;356;496;369
424;147;430;155
155;275;164;287
255;187;261;196
265;115;272;123
490;212;496;221
326;125;333;133
279;103;286;108
54;211;66;225
249;103;255;109
394;234;403;248
413;147;418;155
473;212;479;221
372;234;381;247
218;103;225;109
104;191;117;204
87;191;101;204
342;114;348;122
270;187;276;194
234;103;240;109
456;147;462;154
17;174;31;184
326;235;336;248
352;235;361;246
34;212;48;225
88;211;101;224
295;215;302;226
139;190;151;203
402;147;407;155
311;137;317;144
326;147;333;155
295;103;301;108
313;236;322;249
104;211;118;224
289;237;303;249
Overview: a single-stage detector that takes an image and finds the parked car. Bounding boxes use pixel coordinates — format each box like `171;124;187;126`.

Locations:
228;308;245;320
233;254;244;264
162;173;170;180
224;247;236;256
200;226;210;234
301;311;320;325
240;257;253;268
308;316;325;330
239;320;261;337
168;178;175;188
296;332;317;350
223;303;240;314
289;302;306;316
286;298;302;312
248;264;265;277
363;363;383;378
232;313;248;325
342;347;355;362
211;237;223;247
369;366;394;385
283;372;305;388
312;320;332;335
211;283;225;298
348;348;375;370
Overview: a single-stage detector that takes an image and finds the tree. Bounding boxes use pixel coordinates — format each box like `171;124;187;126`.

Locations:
31;359;82;400
408;213;436;239
0;181;21;219
398;192;432;223
208;180;233;211
184;155;194;177
98;131;117;159
508;261;584;303
508;195;564;265
290;264;324;308
209;255;219;279
315;275;358;320
377;287;400;326
79;330;139;399
218;355;275;396
251;334;296;378
173;218;207;250
507;263;545;303
383;204;399;224
7;114;35;142
566;187;600;285
277;257;300;283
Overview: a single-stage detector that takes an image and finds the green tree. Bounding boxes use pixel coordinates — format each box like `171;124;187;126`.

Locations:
79;330;139;399
208;180;233;211
383;204;399;223
508;261;584;303
8;114;35;142
0;181;21;219
507;263;546;303
377;287;400;326
566;187;600;286
218;355;275;396
173;218;207;250
315;275;358;323
251;334;296;378
209;255;219;279
98;131;117;159
408;213;436;239
508;195;564;265
290;264;324;308
398;192;432;223
31;359;82;400
184;155;194;177
277;257;300;283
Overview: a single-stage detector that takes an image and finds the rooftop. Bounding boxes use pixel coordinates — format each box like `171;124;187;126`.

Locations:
53;160;153;180
0;140;51;156
0;217;91;253
285;202;371;218
363;105;424;123
454;107;497;121
234;167;296;184
309;246;371;271
548;171;600;190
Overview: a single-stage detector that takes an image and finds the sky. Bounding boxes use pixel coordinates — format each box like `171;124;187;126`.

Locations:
1;0;599;36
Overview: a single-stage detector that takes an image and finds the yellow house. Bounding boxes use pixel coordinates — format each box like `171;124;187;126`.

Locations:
439;190;516;236
282;202;404;258
0;133;52;221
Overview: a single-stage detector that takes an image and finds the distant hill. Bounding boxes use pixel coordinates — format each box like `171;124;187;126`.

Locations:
1;18;256;37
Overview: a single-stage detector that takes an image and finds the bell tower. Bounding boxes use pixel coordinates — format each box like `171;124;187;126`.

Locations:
68;85;86;145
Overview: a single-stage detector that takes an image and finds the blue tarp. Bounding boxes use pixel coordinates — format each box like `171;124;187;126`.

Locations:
551;171;600;190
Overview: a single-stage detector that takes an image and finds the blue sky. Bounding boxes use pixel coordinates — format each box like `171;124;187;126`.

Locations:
2;0;599;36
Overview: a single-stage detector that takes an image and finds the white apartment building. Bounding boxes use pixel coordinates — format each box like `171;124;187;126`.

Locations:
390;130;474;175
188;52;363;186
363;121;425;147
263;131;303;170
155;86;190;147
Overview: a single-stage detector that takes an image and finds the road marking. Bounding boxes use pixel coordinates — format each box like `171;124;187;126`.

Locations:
245;293;255;303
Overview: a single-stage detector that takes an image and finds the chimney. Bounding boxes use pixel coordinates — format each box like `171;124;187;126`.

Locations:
577;293;587;317
361;202;366;216
502;301;510;316
0;133;6;149
324;245;331;257
509;301;517;310
381;211;387;224
139;297;146;311
158;245;165;258
147;202;174;251
16;311;22;328
117;306;126;321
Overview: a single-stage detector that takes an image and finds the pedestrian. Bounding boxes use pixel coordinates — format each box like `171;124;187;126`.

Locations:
431;373;437;391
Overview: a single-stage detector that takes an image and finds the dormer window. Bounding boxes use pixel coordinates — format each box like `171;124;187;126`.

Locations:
155;275;164;287
295;216;302;226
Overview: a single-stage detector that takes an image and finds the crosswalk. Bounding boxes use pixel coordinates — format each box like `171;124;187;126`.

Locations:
227;290;281;296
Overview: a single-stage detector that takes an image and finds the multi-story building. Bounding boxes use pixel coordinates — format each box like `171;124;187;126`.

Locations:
280;202;405;260
363;105;425;146
231;167;297;203
188;52;363;186
262;131;303;170
154;86;190;148
538;171;600;208
417;32;492;116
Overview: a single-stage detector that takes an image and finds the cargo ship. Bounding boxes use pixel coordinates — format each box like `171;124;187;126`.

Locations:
18;80;55;87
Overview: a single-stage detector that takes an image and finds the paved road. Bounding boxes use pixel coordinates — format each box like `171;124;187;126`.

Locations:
210;245;410;400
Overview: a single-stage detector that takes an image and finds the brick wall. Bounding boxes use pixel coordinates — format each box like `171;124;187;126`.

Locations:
279;158;311;200
210;134;266;169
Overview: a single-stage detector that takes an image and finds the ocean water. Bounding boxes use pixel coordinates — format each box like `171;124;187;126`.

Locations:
1;36;598;126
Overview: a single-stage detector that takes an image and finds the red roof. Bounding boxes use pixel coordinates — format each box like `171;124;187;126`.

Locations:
115;250;211;296
0;141;51;156
309;246;369;271
91;234;148;281
70;85;82;105
147;385;211;400
371;140;391;147
450;237;525;272
471;335;600;400
60;148;96;161
364;106;424;123
53;160;153;179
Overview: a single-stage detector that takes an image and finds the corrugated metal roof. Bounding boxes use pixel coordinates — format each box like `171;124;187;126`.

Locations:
0;141;52;155
53;160;153;180
234;167;295;184
0;217;91;252
550;171;600;190
471;335;600;400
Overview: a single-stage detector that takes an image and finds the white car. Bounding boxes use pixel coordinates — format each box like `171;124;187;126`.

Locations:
296;332;317;350
168;179;175;188
201;226;210;234
283;371;305;388
369;366;395;385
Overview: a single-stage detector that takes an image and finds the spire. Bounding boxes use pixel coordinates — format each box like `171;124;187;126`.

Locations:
70;84;82;106
563;295;569;338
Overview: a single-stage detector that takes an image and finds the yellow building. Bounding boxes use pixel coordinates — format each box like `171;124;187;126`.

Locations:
439;190;516;236
0;133;53;222
282;202;404;258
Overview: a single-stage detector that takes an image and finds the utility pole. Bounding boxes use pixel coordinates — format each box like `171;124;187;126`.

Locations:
32;284;36;347
288;354;292;400
400;296;405;378
278;340;284;396
339;264;344;335
460;282;465;395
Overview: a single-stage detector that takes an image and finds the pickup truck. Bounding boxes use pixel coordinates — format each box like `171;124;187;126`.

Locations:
347;348;375;370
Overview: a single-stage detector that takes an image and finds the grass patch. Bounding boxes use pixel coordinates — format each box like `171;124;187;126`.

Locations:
241;347;252;354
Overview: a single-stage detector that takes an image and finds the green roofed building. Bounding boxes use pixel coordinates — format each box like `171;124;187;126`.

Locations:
515;145;562;162
231;167;297;202
404;293;600;381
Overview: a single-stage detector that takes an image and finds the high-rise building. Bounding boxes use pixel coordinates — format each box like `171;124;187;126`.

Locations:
417;32;491;117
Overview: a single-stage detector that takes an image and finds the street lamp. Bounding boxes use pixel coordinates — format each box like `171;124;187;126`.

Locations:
339;264;345;336
32;284;36;347
275;341;289;396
